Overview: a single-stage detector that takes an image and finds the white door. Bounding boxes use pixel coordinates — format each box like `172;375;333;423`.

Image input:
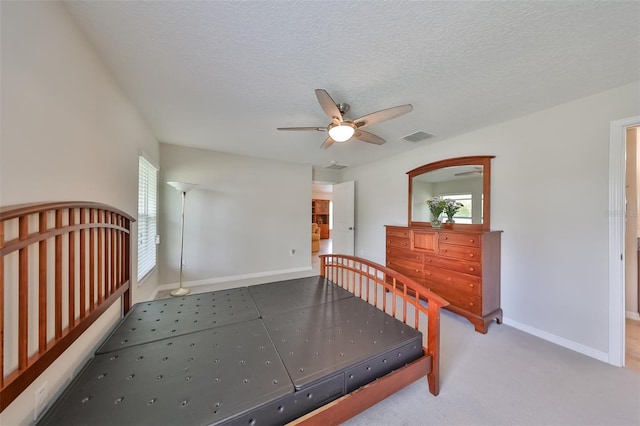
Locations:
332;181;355;255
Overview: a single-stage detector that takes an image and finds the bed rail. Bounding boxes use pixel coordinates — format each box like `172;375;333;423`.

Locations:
319;254;448;396
0;202;134;411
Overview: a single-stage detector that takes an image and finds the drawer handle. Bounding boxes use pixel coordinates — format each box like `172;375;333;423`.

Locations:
469;302;474;307
446;277;451;282
403;243;407;247
468;253;474;258
426;272;431;276
442;236;448;240
469;283;474;288
469;239;475;243
442;249;447;253
469;267;475;272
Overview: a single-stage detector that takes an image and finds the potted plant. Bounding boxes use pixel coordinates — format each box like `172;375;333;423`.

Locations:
444;199;464;223
425;197;447;228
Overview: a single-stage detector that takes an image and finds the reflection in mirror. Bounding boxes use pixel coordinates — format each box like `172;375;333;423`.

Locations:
407;156;493;230
412;166;483;224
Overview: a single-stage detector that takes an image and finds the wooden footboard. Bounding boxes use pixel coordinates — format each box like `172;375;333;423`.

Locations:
290;254;448;425
0;202;134;411
319;254;448;396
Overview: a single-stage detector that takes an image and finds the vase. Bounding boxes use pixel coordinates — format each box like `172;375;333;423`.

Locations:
446;217;455;224
431;217;442;229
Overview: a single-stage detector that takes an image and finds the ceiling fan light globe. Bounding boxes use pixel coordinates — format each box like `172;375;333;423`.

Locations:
328;123;355;142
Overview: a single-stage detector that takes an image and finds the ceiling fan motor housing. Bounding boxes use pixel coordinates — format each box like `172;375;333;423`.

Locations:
336;102;350;116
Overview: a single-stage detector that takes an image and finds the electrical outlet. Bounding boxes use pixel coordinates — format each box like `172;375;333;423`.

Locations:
34;381;49;421
290;248;296;256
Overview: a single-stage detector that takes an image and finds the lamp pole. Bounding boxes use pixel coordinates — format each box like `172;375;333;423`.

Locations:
167;181;198;297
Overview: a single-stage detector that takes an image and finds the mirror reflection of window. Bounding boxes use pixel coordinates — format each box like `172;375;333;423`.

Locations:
440;194;472;224
412;168;483;224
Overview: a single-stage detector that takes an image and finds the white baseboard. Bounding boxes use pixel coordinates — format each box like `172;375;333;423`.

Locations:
503;317;609;364
626;311;640;321
149;266;314;300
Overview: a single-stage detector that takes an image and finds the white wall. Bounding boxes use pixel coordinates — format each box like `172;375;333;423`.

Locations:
158;143;312;288
0;2;159;424
344;82;640;359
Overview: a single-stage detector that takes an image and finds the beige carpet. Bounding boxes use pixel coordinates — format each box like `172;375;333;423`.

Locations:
343;310;640;426
156;271;639;425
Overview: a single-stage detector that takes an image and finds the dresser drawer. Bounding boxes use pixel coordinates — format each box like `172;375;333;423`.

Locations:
425;282;482;315
386;227;410;238
424;267;481;296
439;243;481;262
424;254;481;276
439;232;481;247
387;236;411;249
386;257;423;282
387;248;423;263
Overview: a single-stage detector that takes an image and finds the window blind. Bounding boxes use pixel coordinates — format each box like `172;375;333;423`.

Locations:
138;156;158;281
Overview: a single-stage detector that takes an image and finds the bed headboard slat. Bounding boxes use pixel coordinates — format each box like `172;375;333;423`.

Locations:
0;202;135;412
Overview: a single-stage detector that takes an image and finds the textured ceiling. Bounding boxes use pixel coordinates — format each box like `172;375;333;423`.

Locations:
64;1;640;171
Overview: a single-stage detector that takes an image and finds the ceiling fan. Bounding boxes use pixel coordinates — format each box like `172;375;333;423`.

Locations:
454;167;483;176
277;89;413;150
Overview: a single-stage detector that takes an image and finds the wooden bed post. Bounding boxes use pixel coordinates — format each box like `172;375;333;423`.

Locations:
427;299;441;396
320;255;326;277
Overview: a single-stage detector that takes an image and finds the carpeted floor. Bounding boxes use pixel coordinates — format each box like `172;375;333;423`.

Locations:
343;310;640;426
157;266;639;426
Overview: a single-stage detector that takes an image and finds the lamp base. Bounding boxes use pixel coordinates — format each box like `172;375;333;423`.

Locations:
170;287;191;297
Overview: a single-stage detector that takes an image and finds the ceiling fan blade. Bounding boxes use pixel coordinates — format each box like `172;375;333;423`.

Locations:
315;89;343;121
277;127;326;132
354;130;385;145
320;137;335;150
353;104;413;128
455;170;483;176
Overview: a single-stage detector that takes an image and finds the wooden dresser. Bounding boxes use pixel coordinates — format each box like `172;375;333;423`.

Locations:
386;225;502;333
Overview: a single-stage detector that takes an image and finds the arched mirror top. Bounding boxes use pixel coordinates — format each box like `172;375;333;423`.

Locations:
407;155;494;230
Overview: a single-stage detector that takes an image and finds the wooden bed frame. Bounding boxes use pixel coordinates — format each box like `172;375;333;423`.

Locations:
1;201;448;424
290;254;449;425
0;202;134;412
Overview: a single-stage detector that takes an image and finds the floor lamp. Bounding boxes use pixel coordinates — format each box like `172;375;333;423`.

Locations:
167;181;198;297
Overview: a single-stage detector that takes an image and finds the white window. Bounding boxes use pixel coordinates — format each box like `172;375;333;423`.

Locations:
137;156;158;281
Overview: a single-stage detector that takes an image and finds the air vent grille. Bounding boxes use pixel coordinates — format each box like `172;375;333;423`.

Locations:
402;131;433;142
326;163;348;170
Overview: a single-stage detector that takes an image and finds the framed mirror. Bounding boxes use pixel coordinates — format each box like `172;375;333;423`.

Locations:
408;155;494;230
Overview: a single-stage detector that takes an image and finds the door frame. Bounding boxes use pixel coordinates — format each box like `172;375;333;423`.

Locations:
331;181;355;256
609;115;640;367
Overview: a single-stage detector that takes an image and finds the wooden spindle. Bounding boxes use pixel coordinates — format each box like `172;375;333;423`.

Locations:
79;208;87;319
38;212;48;352
18;216;28;370
68;209;76;327
89;209;96;312
55;209;63;339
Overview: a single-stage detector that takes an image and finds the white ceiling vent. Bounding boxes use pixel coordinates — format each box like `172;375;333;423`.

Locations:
326;161;348;170
402;131;434;142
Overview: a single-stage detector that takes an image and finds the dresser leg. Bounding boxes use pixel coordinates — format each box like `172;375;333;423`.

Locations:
472;309;503;333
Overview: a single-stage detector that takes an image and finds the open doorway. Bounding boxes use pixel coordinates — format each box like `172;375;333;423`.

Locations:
625;125;640;372
312;183;333;264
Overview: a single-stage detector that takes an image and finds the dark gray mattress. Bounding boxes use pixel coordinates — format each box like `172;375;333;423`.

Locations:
39;276;423;425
